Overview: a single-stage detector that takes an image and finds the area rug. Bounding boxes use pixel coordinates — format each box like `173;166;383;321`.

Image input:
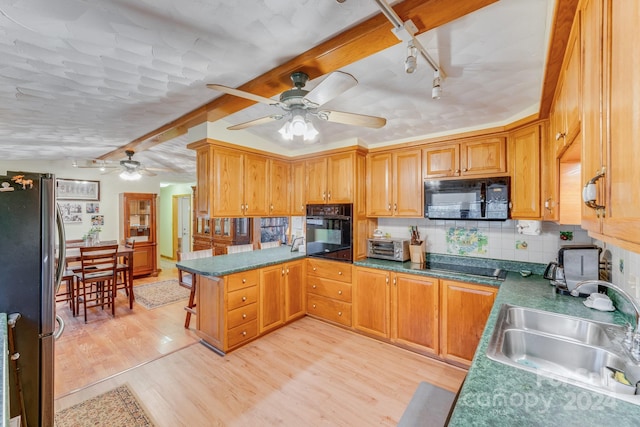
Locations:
131;279;190;310
55;384;155;427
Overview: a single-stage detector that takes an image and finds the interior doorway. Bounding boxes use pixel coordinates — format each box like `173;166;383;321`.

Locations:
172;194;192;259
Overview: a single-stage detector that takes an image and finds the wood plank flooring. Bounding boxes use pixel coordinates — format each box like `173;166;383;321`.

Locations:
55;260;467;425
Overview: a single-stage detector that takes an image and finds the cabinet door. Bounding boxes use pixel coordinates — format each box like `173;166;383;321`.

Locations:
603;0;640;245
440;280;496;367
269;159;290;216
353;267;390;339
213;149;244;216
291;161;306;215
366;152;393;216
197;275;224;349
423;144;459;178
259;264;285;334
393;149;423;217
563;22;581;150
305;157;328;204
509;124;541;219
580;0;604;234
461;138;506;176
244;154;269;216
393;273;439;355
327;152;355;203
541;126;559;221
195;147;211;216
284;261;305;322
131;242;156;277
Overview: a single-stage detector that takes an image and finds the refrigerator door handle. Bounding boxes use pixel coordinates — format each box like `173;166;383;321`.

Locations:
54;314;65;340
55;203;66;294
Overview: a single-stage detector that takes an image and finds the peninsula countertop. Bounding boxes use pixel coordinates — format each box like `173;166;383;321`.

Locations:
176;246;307;277
2;313;8;427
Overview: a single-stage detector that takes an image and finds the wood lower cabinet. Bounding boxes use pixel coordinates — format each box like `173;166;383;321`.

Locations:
306;258;352;327
260;260;304;333
440;279;497;367
353;267;439;356
284;260;305;322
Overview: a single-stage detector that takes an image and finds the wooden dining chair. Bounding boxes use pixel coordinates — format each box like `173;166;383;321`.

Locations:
74;244;119;322
225;244;254;254
177;248;213;328
115;238;135;309
259;240;281;249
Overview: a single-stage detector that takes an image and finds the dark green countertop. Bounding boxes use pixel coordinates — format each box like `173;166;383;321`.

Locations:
448;273;640;426
176;246;307;277
2;313;7;427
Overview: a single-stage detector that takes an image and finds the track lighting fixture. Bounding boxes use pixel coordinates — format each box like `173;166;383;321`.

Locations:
405;41;418;74
432;70;442;100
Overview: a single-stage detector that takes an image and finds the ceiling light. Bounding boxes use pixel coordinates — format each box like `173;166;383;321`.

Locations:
279;109;318;142
405;41;418;74
120;169;141;180
432;70;442;100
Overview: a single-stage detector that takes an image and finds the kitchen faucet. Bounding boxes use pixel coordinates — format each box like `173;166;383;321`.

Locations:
572;280;640;359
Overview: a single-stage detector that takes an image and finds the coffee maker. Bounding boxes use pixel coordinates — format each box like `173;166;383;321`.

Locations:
543;244;602;296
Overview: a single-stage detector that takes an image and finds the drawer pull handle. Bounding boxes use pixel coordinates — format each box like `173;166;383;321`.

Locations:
338;311;342;316
242;313;247;319
242;296;247;302
338;290;342;295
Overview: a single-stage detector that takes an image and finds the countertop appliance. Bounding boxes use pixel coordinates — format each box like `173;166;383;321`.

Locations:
0;172;64;427
306;203;352;263
424;177;510;220
544;244;602;295
367;238;410;262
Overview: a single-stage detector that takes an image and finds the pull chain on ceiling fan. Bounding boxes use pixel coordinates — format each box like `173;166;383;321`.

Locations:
207;71;386;142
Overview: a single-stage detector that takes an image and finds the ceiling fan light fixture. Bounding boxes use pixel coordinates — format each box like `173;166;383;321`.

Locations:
290;112;307;136
303;119;319;141
120;169;141;181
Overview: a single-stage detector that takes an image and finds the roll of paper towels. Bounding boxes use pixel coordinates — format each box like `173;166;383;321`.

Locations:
516;220;542;235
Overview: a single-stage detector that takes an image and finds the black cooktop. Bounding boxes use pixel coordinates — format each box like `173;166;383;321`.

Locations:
421;261;507;281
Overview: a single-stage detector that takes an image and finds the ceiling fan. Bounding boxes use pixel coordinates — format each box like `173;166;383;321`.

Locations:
114;150;157;180
207;71;386;141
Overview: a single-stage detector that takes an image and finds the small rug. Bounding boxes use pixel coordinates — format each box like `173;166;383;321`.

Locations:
55;384;155;427
131;279;190;310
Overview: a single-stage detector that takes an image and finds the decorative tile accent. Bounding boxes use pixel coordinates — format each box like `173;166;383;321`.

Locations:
446;227;488;255
515;240;528;250
559;231;573;241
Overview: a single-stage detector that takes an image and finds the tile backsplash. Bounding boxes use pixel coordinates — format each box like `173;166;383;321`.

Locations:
376;218;592;264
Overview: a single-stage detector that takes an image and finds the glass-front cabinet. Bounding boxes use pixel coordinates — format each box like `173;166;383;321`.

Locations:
119;192;158;277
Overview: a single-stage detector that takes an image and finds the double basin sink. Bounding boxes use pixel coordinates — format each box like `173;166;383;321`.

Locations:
487;304;640;404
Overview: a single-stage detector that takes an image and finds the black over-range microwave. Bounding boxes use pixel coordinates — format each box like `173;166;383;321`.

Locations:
424;177;510;220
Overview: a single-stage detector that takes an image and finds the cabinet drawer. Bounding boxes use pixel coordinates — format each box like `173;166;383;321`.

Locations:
227;302;257;329
306;258;352;283
227;286;257;311
307;294;352;327
227;320;258;348
227;270;260;292
307;276;352;303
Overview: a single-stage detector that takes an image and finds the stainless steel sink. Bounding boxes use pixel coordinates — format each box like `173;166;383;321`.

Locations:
487;304;640;404
505;305;612;346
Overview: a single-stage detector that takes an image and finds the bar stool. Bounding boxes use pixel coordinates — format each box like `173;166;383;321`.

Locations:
177;249;213;328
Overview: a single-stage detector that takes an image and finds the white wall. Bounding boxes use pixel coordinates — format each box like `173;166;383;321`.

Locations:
1;160;161;242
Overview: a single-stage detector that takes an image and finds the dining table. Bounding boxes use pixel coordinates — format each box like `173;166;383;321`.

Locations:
64;241;135;310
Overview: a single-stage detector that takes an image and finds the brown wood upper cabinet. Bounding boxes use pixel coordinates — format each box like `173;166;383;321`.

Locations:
423;137;506;179
366;149;423;217
119;192;158;277
509;123;542;219
306;152;356;204
291;160;306;215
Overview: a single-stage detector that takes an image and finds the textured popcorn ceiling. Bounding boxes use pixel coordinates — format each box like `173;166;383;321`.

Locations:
0;0;553;183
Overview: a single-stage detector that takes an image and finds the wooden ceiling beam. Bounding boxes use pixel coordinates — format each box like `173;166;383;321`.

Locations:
100;0;497;159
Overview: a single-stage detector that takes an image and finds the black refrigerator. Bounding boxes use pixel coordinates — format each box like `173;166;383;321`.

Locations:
0;172;59;427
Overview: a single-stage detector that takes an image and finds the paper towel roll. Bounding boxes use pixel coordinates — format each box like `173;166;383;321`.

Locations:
516;220;542;235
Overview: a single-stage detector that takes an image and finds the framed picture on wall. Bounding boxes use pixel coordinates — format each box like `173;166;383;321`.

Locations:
57;202;83;224
56;178;100;201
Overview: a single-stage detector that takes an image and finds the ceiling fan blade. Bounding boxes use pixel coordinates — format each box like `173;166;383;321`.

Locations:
304;71;358;108
317;110;386;129
207;84;280;106
228;115;283;130
139;169;157;177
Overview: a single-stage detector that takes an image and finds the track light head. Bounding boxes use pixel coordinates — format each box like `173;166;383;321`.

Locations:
432;70;442;99
405;41;417;74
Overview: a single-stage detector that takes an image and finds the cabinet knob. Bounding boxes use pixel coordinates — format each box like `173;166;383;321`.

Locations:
286;268;289;274
245;204;249;211
312;284;317;289
462;168;467;172
312;304;317;309
393;203;397;211
555;132;566;141
282;268;285;276
322;192;326;201
338;311;342;316
270;204;274;211
327;192;331;200
242;313;247;319
338;271;342;275
242;296;247;302
242;278;246;284
313;267;317;271
455;169;460;174
242;331;247;336
338;290;342;295
388;204;392;211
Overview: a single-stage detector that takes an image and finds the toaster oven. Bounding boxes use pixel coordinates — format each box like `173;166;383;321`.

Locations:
367;238;410;262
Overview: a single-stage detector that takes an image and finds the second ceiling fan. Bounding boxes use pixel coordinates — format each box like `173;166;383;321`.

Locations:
207;71;386;141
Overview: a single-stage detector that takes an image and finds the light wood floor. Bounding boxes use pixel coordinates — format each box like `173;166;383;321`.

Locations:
55;261;467;425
